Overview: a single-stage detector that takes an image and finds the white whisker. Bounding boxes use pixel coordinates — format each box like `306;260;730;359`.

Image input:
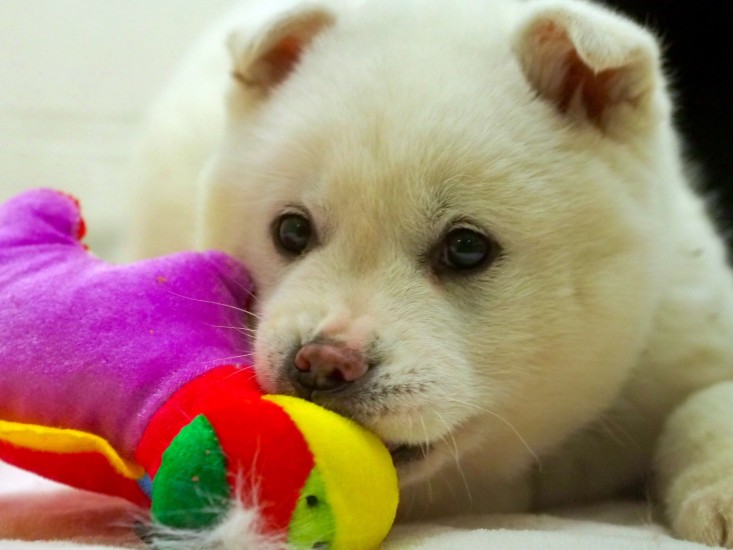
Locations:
434;411;473;506
203;352;256;366
207;323;258;337
161;288;251;316
444;397;541;468
418;416;434;504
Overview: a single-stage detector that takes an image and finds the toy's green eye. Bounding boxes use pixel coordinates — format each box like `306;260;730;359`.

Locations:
274;213;313;256
289;467;335;548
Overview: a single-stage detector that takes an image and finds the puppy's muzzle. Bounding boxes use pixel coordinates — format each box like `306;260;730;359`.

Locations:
288;342;368;398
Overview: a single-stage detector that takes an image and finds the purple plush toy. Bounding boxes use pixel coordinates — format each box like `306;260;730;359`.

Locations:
0;188;253;454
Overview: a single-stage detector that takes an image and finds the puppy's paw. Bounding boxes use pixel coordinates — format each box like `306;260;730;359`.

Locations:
671;481;733;548
656;382;733;548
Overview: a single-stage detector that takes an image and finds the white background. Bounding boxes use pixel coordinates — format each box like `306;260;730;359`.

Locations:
0;0;234;259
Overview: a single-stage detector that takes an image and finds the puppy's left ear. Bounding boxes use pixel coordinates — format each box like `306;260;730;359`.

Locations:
513;1;666;135
227;2;336;97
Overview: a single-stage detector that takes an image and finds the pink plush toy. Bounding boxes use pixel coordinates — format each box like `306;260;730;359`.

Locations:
0;189;398;549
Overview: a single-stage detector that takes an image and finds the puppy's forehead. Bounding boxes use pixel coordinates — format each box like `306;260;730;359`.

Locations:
291;97;553;237
264;23;563;197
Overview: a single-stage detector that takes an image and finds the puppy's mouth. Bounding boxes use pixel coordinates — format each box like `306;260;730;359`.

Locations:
386;441;433;465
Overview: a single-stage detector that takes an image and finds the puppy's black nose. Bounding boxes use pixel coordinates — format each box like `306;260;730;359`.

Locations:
288;342;368;398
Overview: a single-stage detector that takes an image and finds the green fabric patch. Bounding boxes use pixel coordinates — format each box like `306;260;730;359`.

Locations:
288;465;336;549
151;415;230;529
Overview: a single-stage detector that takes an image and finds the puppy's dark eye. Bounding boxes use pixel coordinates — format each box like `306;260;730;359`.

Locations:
274;213;312;256
439;228;496;272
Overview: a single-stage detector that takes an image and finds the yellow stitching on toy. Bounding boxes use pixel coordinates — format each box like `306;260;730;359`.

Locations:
0;419;145;479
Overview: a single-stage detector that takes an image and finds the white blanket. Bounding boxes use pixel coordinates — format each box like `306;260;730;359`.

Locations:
0;462;715;549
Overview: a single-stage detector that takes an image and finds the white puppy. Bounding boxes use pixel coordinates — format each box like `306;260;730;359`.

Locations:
133;0;733;547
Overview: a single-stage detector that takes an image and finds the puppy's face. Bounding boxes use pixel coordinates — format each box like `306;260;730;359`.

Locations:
201;0;668;486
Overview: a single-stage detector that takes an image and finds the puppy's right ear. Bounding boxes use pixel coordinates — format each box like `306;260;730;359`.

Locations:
512;1;665;137
227;2;336;96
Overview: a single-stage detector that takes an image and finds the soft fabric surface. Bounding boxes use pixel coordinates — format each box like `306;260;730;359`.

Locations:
0;462;715;549
0;189;252;457
0;190;398;548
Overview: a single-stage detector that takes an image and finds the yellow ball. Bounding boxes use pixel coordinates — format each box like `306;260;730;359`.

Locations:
264;395;399;550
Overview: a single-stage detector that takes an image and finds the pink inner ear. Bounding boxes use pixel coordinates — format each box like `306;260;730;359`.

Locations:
260;36;304;88
527;20;630;128
560;49;622;126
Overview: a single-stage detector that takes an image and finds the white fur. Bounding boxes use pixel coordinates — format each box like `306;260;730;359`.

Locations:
133;0;733;547
147;501;285;550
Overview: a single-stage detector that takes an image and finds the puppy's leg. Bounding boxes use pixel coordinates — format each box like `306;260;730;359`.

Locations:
656;381;733;547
